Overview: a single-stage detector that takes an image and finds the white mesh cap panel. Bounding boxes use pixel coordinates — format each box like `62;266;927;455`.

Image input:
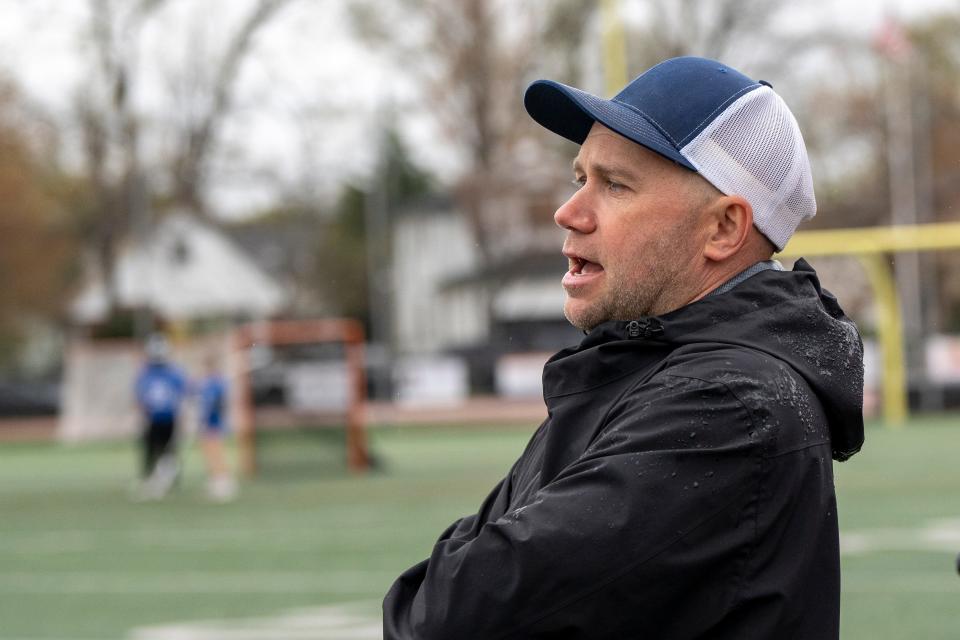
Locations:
680;86;816;250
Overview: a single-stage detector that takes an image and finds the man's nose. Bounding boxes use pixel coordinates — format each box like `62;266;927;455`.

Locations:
554;189;596;233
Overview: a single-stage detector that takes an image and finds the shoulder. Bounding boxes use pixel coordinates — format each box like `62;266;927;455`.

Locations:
651;345;829;455
653;341;791;390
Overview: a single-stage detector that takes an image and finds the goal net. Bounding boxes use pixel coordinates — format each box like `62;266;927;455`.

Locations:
233;319;369;476
59;338;144;442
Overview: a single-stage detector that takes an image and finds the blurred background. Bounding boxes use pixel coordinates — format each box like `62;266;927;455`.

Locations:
1;0;959;638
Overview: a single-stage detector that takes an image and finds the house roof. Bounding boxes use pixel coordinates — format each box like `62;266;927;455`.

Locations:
70;214;287;323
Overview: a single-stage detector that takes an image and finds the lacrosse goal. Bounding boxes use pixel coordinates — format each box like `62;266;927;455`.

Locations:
233;319;369;475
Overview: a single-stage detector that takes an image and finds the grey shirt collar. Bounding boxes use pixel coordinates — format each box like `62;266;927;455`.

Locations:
707;259;784;298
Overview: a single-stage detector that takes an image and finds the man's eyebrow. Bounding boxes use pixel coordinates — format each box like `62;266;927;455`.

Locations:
572;158;639;182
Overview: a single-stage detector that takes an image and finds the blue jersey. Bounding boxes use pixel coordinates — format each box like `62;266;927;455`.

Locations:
198;375;228;431
135;363;187;421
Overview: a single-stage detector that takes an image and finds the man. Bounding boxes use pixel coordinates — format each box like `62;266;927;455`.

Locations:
134;333;188;499
384;56;864;639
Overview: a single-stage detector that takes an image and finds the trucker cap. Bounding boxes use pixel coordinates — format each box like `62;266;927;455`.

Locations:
523;56;816;250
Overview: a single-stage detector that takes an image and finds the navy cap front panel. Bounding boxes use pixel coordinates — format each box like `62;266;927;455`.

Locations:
524;80;696;170
523;80;596;145
613;57;760;148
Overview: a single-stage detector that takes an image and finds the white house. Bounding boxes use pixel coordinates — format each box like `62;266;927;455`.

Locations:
70;213;287;324
390;199;580;401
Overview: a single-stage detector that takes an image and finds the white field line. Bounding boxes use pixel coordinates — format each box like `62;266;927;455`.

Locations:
128;603;382;640
840;517;960;555
0;571;395;594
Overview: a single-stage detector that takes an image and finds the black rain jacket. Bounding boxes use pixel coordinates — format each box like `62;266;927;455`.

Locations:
384;259;865;639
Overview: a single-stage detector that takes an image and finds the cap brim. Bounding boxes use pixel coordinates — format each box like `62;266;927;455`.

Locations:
523;80;696;171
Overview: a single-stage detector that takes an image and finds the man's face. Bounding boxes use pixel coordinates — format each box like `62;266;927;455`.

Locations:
556;123;712;331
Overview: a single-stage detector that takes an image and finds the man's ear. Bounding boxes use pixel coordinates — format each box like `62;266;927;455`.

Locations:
702;196;753;262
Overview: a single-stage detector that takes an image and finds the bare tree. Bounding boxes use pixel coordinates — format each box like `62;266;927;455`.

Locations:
612;0;826;83
639;0;786;62
351;0;583;263
76;0;166;312
74;0;293;319
168;0;292;213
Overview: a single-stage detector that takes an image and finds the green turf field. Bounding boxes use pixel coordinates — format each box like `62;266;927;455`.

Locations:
1;417;958;639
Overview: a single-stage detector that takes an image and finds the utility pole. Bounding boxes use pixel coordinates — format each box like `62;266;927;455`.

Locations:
911;57;943;411
877;15;925;412
364;108;394;400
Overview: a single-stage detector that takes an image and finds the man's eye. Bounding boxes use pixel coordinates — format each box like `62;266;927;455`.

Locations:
571;177;586;190
606;180;625;193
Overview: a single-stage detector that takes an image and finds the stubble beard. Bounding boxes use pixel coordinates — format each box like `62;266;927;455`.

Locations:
563;221;699;332
563;260;680;332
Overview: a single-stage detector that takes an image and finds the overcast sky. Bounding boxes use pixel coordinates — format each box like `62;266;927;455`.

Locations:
0;0;955;218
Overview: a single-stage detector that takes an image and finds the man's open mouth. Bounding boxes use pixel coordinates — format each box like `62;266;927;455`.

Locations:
569;256;604;276
563;253;604;287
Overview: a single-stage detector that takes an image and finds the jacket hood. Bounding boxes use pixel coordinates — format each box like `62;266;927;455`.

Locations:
556;259;864;461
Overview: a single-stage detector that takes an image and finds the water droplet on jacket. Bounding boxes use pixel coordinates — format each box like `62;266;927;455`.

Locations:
693;481;699;488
